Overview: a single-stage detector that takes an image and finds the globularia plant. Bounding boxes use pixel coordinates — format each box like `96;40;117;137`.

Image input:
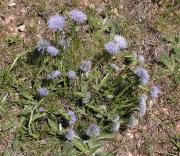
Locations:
1;8;161;155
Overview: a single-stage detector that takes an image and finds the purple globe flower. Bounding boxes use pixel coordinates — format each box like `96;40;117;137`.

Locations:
36;39;50;54
86;124;100;137
150;86;161;99
111;122;120;133
104;42;119;55
134;67;150;85
80;60;92;72
66;129;75;141
69;9;87;23
138;95;147;118
48;15;65;32
38;87;48;97
47;46;59;56
47;70;61;80
67;111;77;125
113;35;127;49
67;70;76;80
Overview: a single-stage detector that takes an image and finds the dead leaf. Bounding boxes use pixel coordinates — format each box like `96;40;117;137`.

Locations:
8;2;16;7
8;0;16;7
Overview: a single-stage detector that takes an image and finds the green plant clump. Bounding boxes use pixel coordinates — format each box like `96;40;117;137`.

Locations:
0;9;161;155
159;33;180;85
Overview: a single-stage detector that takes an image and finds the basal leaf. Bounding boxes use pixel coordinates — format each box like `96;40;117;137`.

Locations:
48;118;58;131
31;112;47;122
12;138;21;151
160;53;171;69
71;137;89;153
96;134;114;140
21;91;33;100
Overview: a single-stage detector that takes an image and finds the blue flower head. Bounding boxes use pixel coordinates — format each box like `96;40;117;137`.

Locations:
69;9;87;23
86;124;100;137
113;35;127;49
104;42;119;55
38;87;48;97
66;129;75;141
67;70;76;80
111;122;120;133
68;111;77;125
80;60;92;72
48;15;65;32
150;86;161;99
36;39;50;54
134;67;150;85
138;95;147;118
47;46;59;56
47;70;61;80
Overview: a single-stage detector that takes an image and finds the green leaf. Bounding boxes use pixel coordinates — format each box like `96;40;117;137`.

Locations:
21;91;33;100
175;54;180;62
81;84;88;93
96;134;114;140
95;152;114;156
62;142;74;152
175;32;180;43
88;15;100;30
48;118;58;131
71;137;89;153
2;151;13;156
174;47;180;62
12;138;21;151
21;105;33;116
160;53;171;69
87;139;102;148
1;94;8;104
0;121;16;131
61;142;79;156
89;146;103;155
88;140;103;155
175;73;180;85
173;47;180;54
85;104;104;115
54;109;70;120
74;92;85;97
31;112;47;122
163;35;176;44
29;128;39;139
18;116;26;128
